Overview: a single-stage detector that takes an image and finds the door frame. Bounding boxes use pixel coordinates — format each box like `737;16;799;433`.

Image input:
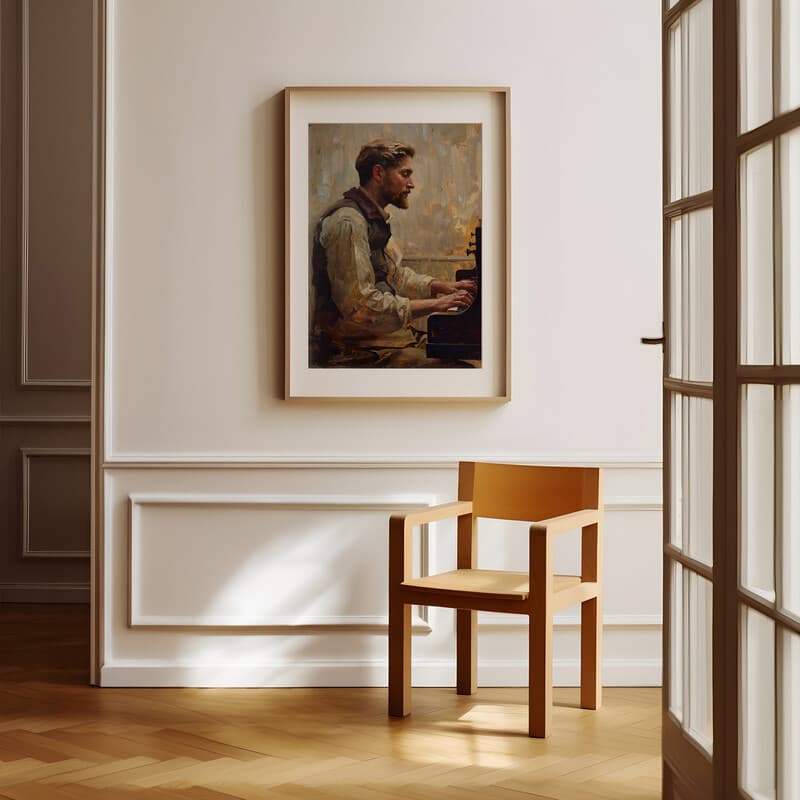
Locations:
90;0;107;687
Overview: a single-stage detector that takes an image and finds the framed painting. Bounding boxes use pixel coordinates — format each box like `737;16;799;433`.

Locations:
285;86;510;400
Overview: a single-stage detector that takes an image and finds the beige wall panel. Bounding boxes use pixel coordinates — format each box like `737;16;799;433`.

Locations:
0;0;89;416
23;0;93;384
24;450;90;556
0;1;92;604
0;424;89;594
129;496;432;627
102;464;663;687
109;0;663;458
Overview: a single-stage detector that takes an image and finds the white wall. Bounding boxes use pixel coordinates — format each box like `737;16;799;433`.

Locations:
101;0;663;687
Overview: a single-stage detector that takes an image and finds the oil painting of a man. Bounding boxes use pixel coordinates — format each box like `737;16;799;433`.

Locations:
308;124;482;368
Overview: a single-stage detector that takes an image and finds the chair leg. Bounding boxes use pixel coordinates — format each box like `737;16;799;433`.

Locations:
580;597;602;710
388;599;411;717
529;610;552;737
456;609;477;695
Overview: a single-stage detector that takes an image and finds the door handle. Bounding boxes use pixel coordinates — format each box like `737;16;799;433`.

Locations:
641;322;665;348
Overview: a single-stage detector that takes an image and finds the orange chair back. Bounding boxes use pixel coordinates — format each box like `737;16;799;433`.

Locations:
458;461;601;522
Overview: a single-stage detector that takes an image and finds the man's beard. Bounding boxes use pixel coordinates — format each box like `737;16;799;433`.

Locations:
389;191;410;209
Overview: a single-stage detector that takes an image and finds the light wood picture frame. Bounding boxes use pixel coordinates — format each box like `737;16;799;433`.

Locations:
285;86;510;401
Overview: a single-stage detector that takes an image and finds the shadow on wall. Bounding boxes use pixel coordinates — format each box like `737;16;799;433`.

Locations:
251;94;286;404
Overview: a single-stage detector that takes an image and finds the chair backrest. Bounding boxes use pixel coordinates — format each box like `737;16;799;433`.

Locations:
458;461;601;522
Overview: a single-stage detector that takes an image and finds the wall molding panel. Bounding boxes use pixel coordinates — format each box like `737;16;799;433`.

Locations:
474;496;662;628
0;416;92;423
127;492;434;631
22;448;91;557
0;582;89;603
19;0;92;388
105;456;663;470
101;467;662;687
604;497;663;511
0;0;93;609
129;492;438;510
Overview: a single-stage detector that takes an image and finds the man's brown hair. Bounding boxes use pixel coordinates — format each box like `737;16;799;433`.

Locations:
355;140;415;186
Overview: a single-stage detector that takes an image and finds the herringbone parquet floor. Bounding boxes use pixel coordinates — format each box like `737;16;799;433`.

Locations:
0;605;661;799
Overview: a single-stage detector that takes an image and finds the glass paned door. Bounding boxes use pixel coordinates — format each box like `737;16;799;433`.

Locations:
662;0;715;795
737;0;800;795
663;1;800;796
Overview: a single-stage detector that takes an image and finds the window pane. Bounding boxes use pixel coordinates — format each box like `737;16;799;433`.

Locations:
668;2;712;202
671;394;684;550
687;398;713;566
741;606;776;800
669;21;683;202
686;0;712;197
669;210;713;382
778;0;800;116
741;144;775;365
669;561;684;722
782;129;800;364
688;209;713;381
783;385;800;619
671;395;713;565
670;218;683;379
740;0;774;132
779;628;800;800
686;572;713;752
742;385;776;602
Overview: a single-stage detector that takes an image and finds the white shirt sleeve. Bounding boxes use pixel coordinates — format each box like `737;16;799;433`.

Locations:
384;239;434;300
320;207;429;333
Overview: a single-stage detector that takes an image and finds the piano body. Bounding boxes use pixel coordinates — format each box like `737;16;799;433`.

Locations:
426;225;482;362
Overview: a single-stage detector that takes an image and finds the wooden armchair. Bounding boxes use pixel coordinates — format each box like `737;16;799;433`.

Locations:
388;461;603;738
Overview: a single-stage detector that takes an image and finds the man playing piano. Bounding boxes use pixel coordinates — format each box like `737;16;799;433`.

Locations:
310;139;476;367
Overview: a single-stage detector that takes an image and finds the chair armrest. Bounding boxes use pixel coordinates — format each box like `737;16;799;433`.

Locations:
390;501;473;532
529;508;601;538
528;509;603;593
389;501;473;585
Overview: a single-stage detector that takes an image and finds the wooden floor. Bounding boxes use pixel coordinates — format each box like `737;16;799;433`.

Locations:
0;605;661;799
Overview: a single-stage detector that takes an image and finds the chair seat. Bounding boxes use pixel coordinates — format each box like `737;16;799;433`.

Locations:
401;569;582;601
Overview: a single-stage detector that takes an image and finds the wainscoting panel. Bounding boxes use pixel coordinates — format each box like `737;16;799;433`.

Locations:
0;0;91;604
20;0;93;386
23;448;91;557
101;463;662;688
128;493;432;630
0;427;90;601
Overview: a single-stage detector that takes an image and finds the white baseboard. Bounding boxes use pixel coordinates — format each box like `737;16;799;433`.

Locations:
0;583;89;603
101;658;662;688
